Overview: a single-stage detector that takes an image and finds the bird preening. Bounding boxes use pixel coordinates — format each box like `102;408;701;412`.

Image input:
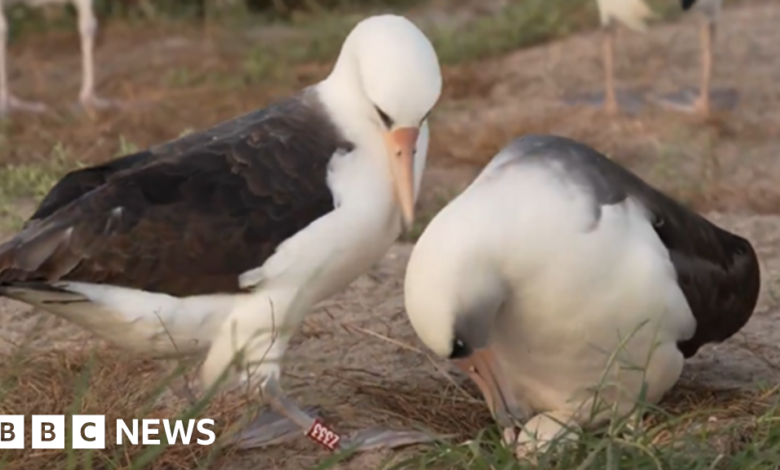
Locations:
0;5;761;463
404;134;760;458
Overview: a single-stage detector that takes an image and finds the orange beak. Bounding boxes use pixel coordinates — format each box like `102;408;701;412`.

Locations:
383;127;419;230
453;348;525;429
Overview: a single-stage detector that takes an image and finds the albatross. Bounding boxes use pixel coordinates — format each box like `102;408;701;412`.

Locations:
0;0;119;116
404;135;760;457
0;14;442;451
655;0;726;116
585;0;726;116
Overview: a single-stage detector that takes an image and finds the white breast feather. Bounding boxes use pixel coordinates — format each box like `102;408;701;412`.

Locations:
595;0;655;32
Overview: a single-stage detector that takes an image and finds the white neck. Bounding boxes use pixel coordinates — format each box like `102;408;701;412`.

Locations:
312;69;429;219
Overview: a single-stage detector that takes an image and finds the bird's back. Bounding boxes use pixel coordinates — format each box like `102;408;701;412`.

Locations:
0;89;348;297
475;135;760;358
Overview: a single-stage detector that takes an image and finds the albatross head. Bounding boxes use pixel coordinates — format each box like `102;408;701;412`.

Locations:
404;217;522;428
324;14;442;228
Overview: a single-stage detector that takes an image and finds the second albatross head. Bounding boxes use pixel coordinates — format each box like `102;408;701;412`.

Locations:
324;15;442;228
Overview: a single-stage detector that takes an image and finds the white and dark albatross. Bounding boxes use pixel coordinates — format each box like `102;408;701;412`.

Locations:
574;0;729;117
0;14;442;451
404;135;760;457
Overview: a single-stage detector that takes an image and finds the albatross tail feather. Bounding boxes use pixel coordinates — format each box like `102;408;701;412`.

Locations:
0;282;89;306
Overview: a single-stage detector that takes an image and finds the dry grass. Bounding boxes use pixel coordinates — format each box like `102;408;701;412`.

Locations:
4;335;778;470
0;345;255;470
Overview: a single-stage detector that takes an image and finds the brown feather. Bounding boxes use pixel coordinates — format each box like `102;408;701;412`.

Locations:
0;88;353;297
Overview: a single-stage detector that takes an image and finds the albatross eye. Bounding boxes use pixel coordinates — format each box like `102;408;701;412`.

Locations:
374;105;394;129
449;337;472;359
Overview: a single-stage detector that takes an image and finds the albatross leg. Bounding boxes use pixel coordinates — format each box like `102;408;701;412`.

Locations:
602;26;619;116
225;403;325;449
653;19;737;116
226;376;439;451
0;8;48;117
560;27;645;116
72;0;123;115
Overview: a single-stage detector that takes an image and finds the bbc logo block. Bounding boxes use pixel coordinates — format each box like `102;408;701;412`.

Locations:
32;415;65;449
0;415;24;449
0;415;215;449
1;415;103;450
73;415;106;449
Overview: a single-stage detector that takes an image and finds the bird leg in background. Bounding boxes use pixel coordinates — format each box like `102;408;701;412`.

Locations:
560;25;644;114
693;19;715;116
0;9;48;116
654;17;735;115
72;0;122;113
225;376;441;451
602;27;619;116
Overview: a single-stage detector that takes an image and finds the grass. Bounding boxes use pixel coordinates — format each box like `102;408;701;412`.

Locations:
0;344;245;469
400;387;780;470
374;323;780;470
238;0;586;82
238;0;733;82
2;321;780;470
0;143;77;231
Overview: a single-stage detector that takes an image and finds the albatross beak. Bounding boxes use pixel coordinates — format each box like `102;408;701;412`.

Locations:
383;127;419;230
453;348;523;429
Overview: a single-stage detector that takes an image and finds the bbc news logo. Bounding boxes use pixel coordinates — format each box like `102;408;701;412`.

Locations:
0;415;216;449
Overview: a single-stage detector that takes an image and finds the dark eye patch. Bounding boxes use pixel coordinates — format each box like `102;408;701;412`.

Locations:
449;337;472;359
374;105;394;129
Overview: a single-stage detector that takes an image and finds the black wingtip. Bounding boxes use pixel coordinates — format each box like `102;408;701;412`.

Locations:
681;0;697;11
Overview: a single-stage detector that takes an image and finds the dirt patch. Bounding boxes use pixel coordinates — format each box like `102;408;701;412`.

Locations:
431;3;780;214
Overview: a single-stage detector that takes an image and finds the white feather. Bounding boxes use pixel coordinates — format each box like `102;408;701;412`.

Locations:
200;16;441;389
2;282;239;358
405;155;696;427
595;0;656;32
201;128;422;389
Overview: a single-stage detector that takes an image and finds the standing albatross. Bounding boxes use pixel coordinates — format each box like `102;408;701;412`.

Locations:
655;0;727;116
404;135;760;458
0;14;442;451
582;0;727;117
0;0;119;116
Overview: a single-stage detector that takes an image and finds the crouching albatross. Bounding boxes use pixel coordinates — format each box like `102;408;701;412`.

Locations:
404;135;760;458
0;14;442;451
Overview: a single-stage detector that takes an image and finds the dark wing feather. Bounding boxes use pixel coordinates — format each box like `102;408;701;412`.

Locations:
681;0;698;11
29;150;156;224
0;89;352;297
30;101;280;224
507;135;761;358
635;198;759;358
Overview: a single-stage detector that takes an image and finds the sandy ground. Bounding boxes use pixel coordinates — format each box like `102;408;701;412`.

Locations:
434;3;780;212
2;212;780;470
2;1;780;469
